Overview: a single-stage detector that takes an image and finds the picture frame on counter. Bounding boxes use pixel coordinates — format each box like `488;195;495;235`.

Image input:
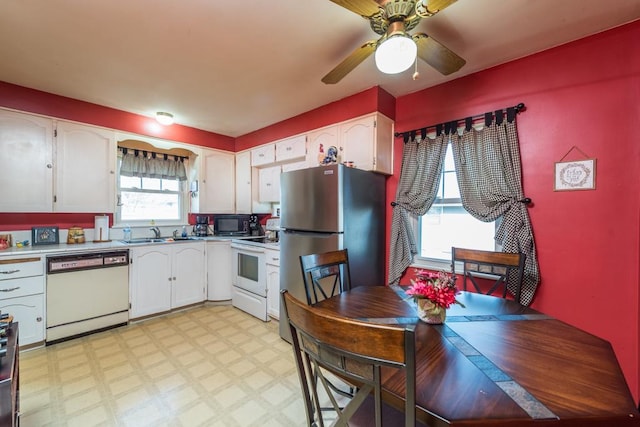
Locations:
32;226;60;245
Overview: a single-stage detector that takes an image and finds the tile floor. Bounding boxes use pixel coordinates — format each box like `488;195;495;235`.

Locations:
19;305;310;427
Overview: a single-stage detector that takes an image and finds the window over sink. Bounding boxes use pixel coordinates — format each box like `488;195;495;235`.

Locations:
116;150;189;226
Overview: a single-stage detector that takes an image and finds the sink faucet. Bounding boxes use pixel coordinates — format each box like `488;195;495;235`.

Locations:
150;227;161;239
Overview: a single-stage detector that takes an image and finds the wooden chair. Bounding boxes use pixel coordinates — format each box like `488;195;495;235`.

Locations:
300;249;355;406
281;290;417;427
299;249;352;305
451;247;526;303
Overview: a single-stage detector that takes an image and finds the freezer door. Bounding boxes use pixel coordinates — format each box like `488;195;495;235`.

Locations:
280;165;341;233
278;230;341;340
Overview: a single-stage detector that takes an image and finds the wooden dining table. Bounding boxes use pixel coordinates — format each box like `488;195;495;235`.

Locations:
313;285;640;426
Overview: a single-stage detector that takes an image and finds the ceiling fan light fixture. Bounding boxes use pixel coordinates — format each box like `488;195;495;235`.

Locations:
375;34;417;74
156;112;174;126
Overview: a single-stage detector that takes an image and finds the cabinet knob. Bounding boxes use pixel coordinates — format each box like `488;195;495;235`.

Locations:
168;277;172;281
173;277;176;281
37;317;42;322
47;164;53;168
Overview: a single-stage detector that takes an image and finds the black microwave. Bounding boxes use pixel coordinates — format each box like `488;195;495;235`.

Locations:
213;214;251;236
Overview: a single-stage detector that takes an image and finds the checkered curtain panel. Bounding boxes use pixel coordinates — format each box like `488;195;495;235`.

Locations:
451;120;540;305
120;149;188;180
388;133;448;285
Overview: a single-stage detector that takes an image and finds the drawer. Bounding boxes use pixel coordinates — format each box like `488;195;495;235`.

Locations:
265;249;280;267
0;275;45;299
0;256;44;280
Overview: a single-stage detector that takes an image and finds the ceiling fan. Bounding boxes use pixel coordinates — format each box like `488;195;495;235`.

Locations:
322;0;466;84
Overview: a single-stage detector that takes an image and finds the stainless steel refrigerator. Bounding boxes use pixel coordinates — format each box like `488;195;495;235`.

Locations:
279;164;386;340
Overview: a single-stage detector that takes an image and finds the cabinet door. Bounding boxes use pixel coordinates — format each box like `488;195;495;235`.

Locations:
201;150;235;213
251;144;275;167
172;243;206;308
307;125;338;168
0;294;44;345
258;166;281;202
339;116;375;171
207;241;232;301
55;122;116;212
266;249;280;319
275;134;306;163
129;246;172;319
0;110;53;212
235;151;252;214
372;113;394;175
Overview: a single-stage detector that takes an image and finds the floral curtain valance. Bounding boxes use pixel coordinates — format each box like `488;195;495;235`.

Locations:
119;148;187;181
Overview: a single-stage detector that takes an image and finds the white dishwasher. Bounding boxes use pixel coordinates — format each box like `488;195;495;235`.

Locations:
46;250;129;343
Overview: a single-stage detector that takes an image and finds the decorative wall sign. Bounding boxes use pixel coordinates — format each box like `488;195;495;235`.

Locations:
554;159;596;191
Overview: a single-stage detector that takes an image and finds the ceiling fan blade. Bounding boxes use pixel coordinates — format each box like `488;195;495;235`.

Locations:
424;0;457;13
322;41;377;84
328;0;382;18
413;33;465;75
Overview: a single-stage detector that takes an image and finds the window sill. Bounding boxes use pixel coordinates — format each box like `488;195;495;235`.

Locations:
411;257;453;273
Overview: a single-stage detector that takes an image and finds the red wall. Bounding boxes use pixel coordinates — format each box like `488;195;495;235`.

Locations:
235;86;396;151
0;81;235;150
393;21;640;401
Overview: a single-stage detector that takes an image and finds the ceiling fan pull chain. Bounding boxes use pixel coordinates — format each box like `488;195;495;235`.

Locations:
412;55;420;80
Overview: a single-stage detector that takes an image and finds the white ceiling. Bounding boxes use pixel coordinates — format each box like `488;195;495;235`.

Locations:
1;0;638;137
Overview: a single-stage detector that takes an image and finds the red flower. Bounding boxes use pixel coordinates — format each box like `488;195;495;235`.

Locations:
406;270;464;309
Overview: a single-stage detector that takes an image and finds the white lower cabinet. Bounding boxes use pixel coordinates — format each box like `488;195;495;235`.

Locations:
172;243;207;308
0;255;45;346
130;242;206;319
206;240;232;301
266;248;280;319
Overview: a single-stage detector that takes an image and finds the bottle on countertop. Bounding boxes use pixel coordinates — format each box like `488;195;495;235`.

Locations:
182;226;188;238
123;225;132;241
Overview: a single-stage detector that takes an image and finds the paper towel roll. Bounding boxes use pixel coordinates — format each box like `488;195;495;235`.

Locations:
94;215;110;242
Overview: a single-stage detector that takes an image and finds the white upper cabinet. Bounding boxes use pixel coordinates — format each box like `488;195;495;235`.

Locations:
55;121;116;212
305;113;394;174
339;113;394;175
0;109;54;212
251;144;275;167
306;125;338;168
200;149;235;213
235;151;252;214
258;165;281;202
275;134;306;163
236;151;271;214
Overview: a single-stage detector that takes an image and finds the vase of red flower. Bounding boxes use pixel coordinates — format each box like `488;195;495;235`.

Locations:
406;270;464;324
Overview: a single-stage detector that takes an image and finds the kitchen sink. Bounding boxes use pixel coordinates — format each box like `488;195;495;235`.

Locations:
122;237;202;245
122;238;166;244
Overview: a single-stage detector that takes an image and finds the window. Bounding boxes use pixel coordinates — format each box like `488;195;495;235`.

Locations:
116;155;187;225
416;143;498;268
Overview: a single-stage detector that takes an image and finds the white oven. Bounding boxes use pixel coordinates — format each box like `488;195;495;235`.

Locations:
231;241;268;321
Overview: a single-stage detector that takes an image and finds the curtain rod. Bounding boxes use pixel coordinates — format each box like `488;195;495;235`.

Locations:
395;102;526;142
118;146;188;162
